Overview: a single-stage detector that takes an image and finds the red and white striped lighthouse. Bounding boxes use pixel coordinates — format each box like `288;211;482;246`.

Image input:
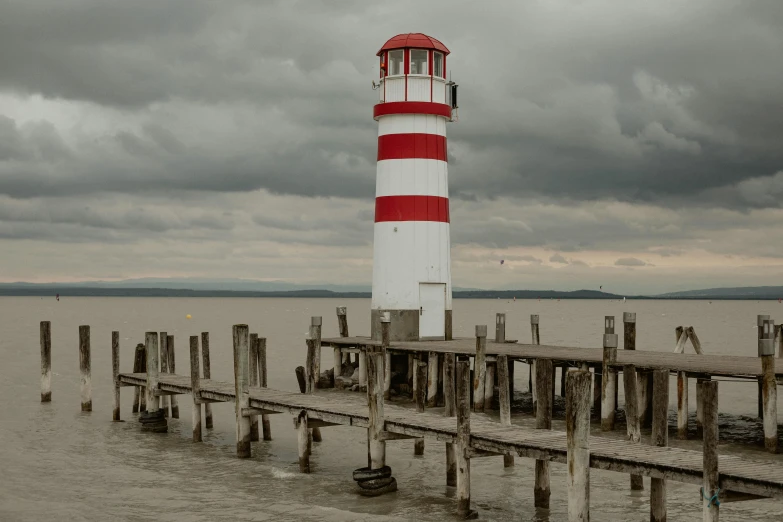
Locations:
371;33;457;341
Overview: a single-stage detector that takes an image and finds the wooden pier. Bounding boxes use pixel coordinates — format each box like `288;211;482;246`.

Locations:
41;310;783;520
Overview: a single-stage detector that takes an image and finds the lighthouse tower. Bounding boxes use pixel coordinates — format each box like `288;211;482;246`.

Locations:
371;33;457;341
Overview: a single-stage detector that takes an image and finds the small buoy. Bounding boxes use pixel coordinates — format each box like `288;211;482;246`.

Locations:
186;314;192;319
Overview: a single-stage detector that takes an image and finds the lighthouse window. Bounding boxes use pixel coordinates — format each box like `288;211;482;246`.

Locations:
410;49;428;75
433;52;444;78
388;50;403;76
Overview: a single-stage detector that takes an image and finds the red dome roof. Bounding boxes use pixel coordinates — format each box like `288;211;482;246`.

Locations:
377;33;450;56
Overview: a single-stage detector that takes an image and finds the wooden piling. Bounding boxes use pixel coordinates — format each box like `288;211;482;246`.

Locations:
414;360;427;456
473;325;487;412
145;332;159;413
233;324;251;458
337;306;350;365
201;332;213;429
601;332;618;431
304;328;323;443
296;410;310;473
79;325;92;412
456;357;476;519
623;364;644;490
159;332;169;417
382;318;391;401
530;315;539;408
444;352;457;487
567;370;592;521
189;335;202;442
112;331;120;421
535;358;553;508
258;337;271;441
701;379;719;521
306;337;317;393
366;344;386;470
40;321;52;403
428;351;440;407
249;333;260;442
167;335;179;419
310;317;322;389
759;318;777;453
483;358;495;411
497;355;514;468
359;348;367;388
132;343;144;413
650;369;669;522
495;313;506;343
676;327;689;440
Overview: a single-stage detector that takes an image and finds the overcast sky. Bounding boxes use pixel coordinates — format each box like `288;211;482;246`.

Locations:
1;0;782;294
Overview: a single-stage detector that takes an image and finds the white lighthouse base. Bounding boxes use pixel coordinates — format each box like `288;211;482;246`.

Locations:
370;309;453;342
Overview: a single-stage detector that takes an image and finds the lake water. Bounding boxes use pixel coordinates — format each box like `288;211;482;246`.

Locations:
1;297;782;521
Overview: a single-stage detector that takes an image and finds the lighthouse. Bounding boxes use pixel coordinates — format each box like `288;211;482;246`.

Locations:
371;33;457;341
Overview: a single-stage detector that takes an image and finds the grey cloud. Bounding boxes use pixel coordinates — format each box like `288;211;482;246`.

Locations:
549;253;568;264
615;257;648;267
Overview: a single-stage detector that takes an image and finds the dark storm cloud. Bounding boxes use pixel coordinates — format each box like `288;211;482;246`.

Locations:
0;0;781;209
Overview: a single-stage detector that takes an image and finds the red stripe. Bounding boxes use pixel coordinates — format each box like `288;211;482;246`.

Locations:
375;196;450;223
377;134;447;161
374;101;451;120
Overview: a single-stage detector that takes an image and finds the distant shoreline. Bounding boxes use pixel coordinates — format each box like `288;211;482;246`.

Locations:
0;287;781;300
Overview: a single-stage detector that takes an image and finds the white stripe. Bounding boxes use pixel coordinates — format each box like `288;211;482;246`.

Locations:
376;159;449;198
378;114;447;137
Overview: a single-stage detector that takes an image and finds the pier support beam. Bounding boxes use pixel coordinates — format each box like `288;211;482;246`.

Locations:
168;335;179;419
456;356;477;519
484;357;495;411
535;358;553;508
40;321;52;403
259;337;271;441
249;333;260;442
79;325;92;412
497;355;515;468
145;332;159;413
428;351;440;407
159;332;169;417
473;325;487;412
623;364;644;491
367;342;387;470
701;379;719;522
759;318;778;453
650;369;669;522
414;360;427;456
601;331;618;431
337;306;349;365
190;335;202;442
201;332;213;429
444;352;457;487
296;410;310;473
132;344;144;413
530;315;539;409
233;324;251;458
567;369;592;521
112;331;120;421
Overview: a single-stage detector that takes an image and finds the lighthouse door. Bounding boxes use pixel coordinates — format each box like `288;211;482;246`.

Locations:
419;283;446;340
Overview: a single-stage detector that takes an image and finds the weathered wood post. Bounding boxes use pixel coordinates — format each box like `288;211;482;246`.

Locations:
249;333;260;442
777;324;783;358
567;369;592;521
601;330;618;431
535;358;553;508
444;352;457;487
382;317;391;401
701;379;719;521
233;324;252;458
296;410;310;473
428;351;440;407
675;327;689;440
759;318;777;453
495;313;506;343
484;356;495;411
159;332;169;417
167;335;179;419
132;343;144;413
112;331;120;421
258;337;271;441
304;326;323;443
201;332;213;429
530;315;539;406
650;369;669;522
310;316;322;388
366;343;386;470
473;325;487;412
593;316;614;418
359;342;367;388
190;335;202;442
40;321;52;403
456;356;476;519
145;332;160;413
497;354;515;468
337;306;350;364
79;325;92;412
756;314;769;419
414;360;427;456
623;364;644;490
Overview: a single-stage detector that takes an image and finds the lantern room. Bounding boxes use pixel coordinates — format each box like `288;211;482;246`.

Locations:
375;33;456;111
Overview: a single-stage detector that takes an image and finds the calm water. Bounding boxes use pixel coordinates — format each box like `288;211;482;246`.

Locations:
1;297;782;521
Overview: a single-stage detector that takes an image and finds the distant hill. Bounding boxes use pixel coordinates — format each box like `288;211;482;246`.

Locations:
657;286;783;299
